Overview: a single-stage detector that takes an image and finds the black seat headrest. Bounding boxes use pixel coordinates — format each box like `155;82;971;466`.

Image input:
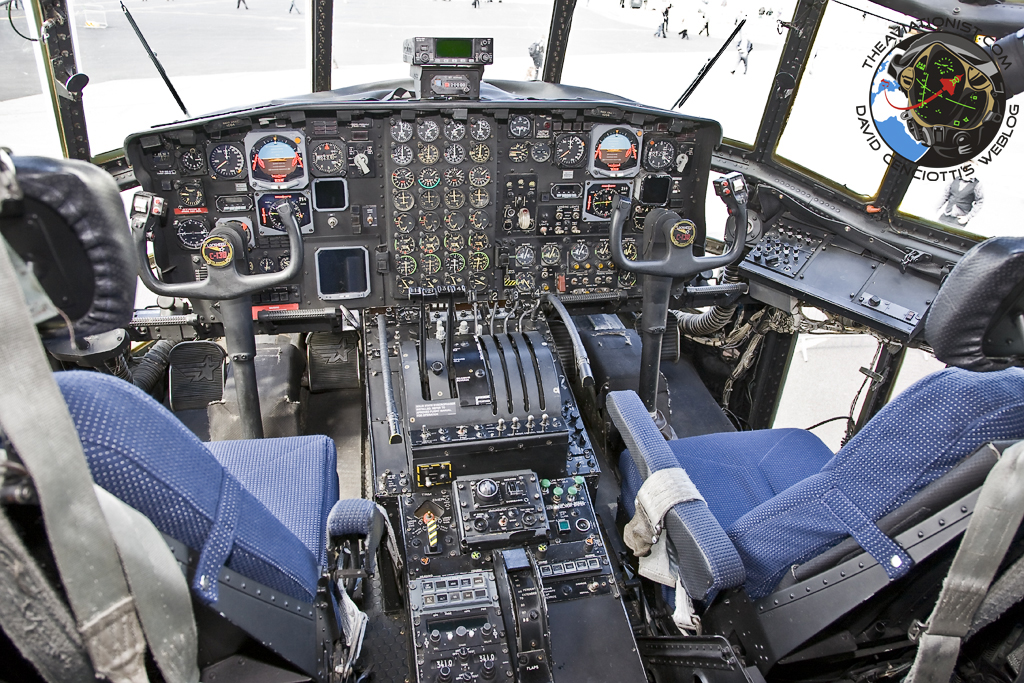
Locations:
926;236;1024;372
1;155;136;338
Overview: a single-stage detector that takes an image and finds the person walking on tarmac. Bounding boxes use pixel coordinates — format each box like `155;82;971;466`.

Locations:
731;35;752;73
654;4;672;38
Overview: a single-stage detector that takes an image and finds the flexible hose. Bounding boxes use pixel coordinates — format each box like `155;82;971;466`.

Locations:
131;339;178;393
672;265;743;336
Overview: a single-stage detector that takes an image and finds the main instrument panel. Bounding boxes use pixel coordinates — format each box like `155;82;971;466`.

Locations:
125;85;720;314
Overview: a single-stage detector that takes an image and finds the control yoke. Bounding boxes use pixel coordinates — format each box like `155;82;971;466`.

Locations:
609;171;748;280
130;195;305;440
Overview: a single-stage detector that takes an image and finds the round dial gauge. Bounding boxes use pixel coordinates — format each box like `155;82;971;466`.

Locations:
209;144;245;178
396;276;416;295
391;144;414;166
394;212;414;233
593;127;640;174
418;212;440;232
258;256;276;273
586;187;619;219
257;194;309;230
444;232;466;251
508;142;530;163
421;253;442;275
396;255;417;276
444;120;466;141
470;118;492;141
469;211;490;232
419;189;441;210
644;139;675;171
444;212;466;231
279;253;291;270
570;241;590;262
508;115;532;138
530;142;552;163
444;273;464;287
310;141;346;175
180;147;205;173
469;251;490;272
555;134;586;168
540;244;560;266
444;188;466;210
469;166;491;187
177;183;204;207
469;232;489;251
419;233;441;254
417;119;440;142
420;275;440;288
619;271;637;287
394;235;415;255
445;252;467;273
417;144;440;165
390;120;413;142
515;244;535;267
469;144;490;164
469;273;488;291
444;167;466;187
632;204;652;232
622;239;639;261
249;135;304;184
444;144;466;165
516;272;535;293
418;167;441;189
175;218;208;249
393;190;415;212
392;167;415;190
594;239;611;261
469;187;490;209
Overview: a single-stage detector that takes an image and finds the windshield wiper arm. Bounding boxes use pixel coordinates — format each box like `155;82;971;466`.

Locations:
119;1;189;117
672;19;745;110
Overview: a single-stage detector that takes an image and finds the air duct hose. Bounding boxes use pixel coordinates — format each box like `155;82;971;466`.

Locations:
131;339;178;393
672;265;743;336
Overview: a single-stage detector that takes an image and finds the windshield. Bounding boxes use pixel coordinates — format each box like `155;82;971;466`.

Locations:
1;0;62;156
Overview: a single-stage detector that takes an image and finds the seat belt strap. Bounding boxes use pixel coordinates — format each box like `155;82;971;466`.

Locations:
905;440;1024;683
0;236;148;682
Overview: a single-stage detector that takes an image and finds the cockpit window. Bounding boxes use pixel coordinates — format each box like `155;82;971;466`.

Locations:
330;0;555;89
561;0;797;146
1;1;62;156
776;1;917;197
66;0;310;154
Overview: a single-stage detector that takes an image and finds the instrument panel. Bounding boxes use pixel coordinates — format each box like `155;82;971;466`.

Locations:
125;91;719;313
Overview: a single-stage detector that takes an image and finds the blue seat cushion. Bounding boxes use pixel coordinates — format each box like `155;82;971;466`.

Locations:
56;371;325;604
208;436;338;567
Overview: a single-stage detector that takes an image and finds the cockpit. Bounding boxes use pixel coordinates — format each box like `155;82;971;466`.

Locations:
6;2;1024;682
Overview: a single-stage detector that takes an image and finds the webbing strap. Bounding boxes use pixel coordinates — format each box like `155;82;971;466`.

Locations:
95;486;200;683
0;236;148;682
194;474;242;605
905;440;1024;683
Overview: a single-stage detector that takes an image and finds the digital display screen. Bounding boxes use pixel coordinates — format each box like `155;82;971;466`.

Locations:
435;38;473;59
312;179;349;211
640;176;671;205
316;247;370;300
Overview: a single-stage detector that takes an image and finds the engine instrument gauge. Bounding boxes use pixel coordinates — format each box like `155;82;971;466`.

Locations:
248;133;306;187
420;275;439;288
393;190;415;212
622;239;639;261
469;251;490;271
279;253;290;270
540;244;560;266
310;141;347;175
209;144;245;179
469;211;490;232
420;233;441;254
258;256;276;273
397;276;416;294
643;139;675;171
391;120;413;142
515;244;535;267
618;271;636;287
391;144;414;166
508;142;530;163
419;189;441;210
417;144;440;165
554;134;586;168
468;166;490;187
469;144;490;164
180;147;205;173
421;253;442;275
508;115;532;138
570;241;590;262
444;188;466;210
469;232;489;251
516;272;535;293
417;119;440;142
444;120;466;141
590;125;641;177
469;187;490;208
394;235;415;255
418;212;440;232
396;255;417;276
444;233;466;251
444;212;466;231
594;240;611;261
444;273;464;287
177;183;204;207
469;273;488;290
470;118;492;141
175;218;209;249
418;167;441;189
444;167;466;186
530;142;552;163
395;212;414;233
444;144;466;165
256;193;311;232
392;167;415;190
